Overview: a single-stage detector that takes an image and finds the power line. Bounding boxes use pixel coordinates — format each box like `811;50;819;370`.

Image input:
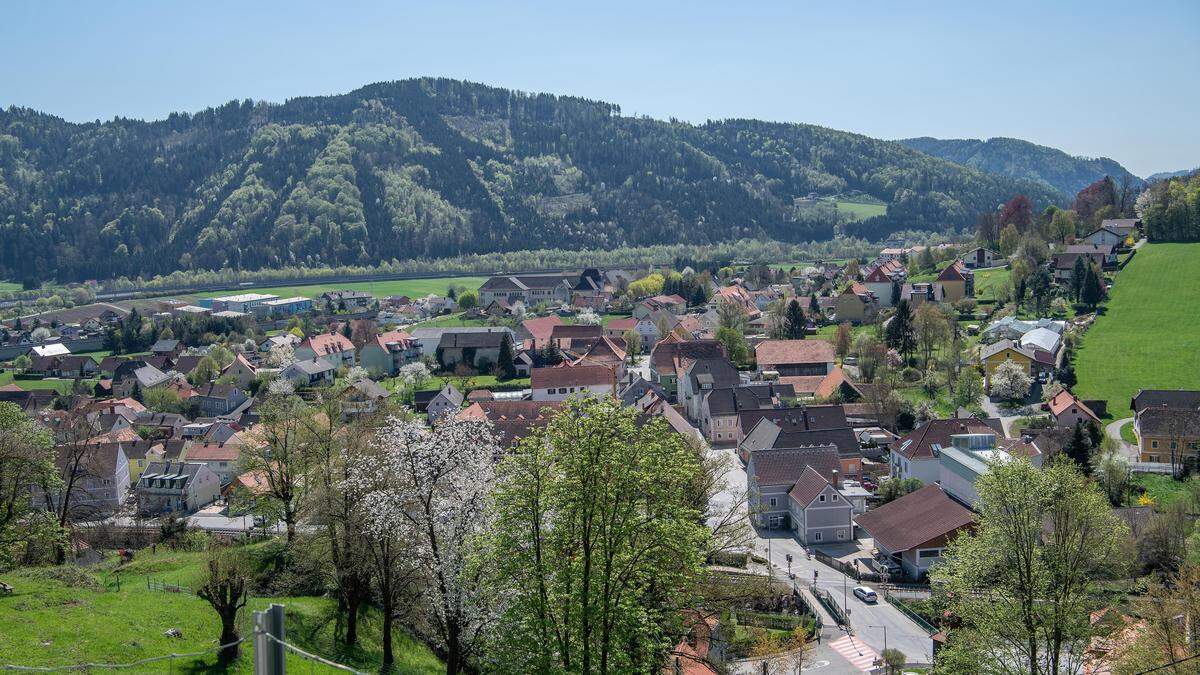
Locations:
256;629;368;674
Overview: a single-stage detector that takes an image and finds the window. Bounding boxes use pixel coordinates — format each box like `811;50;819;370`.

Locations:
1149;455;1160;463
819;494;826;503
837;530;846;540
918;549;941;559
1152;440;1159;449
813;532;822;541
769;497;777;507
832;493;839;501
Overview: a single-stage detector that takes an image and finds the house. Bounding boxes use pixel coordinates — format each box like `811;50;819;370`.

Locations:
649;338;727;401
662;611;724;675
934;261;973;302
1052;249;1107;282
549;324;604;350
1099;217;1139;239
1081;227;1126;249
222;469;272;513
980;339;1056;388
409;326;514;356
834;283;878;324
262;296;314;316
755;339;836;377
193;382;249;417
281;358;336;388
889;417;1005;485
436;331;512;371
150;339;183;358
570;268;613;309
478;272;578;306
1134;406;1200;465
338;379;390;416
863;259;907;307
183;441;243;484
778;366;863;402
28;354;99;378
633;294;687;319
517;315;564;350
135;461;221;516
961;247;1000;269
114;363;171;397
295;333;356;369
746;444;841;531
854;484;975;579
456;400;565;446
935;431;1021;505
1063;243;1117;268
787;466;856;546
709;285;760;319
618;376;666;407
358;330;420;376
420;384;464;421
221;353;260;390
739;412;862;478
569;335;627;380
112;440;166;485
531;364;617;402
36;443;130;518
1047;389;1101;428
211;293;279;314
699;383;796;445
679;357;741;421
320;290;374;310
259;333;301;353
604;316;660;345
1131;389;1200;414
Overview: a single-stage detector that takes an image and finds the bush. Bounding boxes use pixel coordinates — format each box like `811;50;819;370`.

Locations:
26;565;104;591
246;536;332;597
901;366;922;382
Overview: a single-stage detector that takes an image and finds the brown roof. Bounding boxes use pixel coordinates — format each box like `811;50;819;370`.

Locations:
185;442;242;463
854;484;975;553
936;260;968;282
530;364;615;390
520;315;564;342
651;339;726;375
550;324;603;340
302;332;354;356
788;466;834;507
1048;389;1099;421
750;445;841;486
456;400;564;446
755;340;835;367
892;417;1004;460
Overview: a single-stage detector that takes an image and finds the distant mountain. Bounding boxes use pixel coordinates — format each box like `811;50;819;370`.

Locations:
0;78;1061;283
897;136;1142;196
1147;168;1198;182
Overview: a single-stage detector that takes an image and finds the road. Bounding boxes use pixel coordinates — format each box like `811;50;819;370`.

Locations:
105;505;284;535
1105;417;1139;462
979;393;1044;437
707;444;934;666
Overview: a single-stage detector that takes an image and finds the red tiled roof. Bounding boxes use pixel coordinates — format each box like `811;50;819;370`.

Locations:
456;400;564;446
186;442;242;462
755;339;835;367
854;484;975;553
937;260;968;282
1048;389;1098;421
788;465;834;507
302;332;354;356
521;315;564;342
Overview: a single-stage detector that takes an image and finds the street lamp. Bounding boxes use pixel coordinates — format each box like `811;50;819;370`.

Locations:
866;625;888;654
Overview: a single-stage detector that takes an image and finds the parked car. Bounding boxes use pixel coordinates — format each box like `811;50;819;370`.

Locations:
875;554;902;576
853;586;878;603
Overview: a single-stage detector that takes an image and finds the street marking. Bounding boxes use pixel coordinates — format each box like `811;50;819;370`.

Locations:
827;635;879;672
802;659;831;671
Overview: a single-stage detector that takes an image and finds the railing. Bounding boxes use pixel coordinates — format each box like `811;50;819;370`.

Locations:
884;592;938;635
809;584;848;627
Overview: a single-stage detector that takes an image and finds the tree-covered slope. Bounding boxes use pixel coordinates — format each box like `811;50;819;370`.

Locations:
897;136;1141;197
0;78;1062;283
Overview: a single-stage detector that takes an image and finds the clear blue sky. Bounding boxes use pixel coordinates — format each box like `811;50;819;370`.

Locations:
3;1;1197;177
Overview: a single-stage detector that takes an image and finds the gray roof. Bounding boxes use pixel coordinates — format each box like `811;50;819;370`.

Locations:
134;364;170;388
151;339;180;352
432;384;464;407
749;445;841;486
705;383;796;416
1131;389;1200;413
686;358;740;391
288;359;335;375
1137;406;1200;438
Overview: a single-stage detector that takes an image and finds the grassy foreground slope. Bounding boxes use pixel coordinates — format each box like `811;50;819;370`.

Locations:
0;547;441;674
1074;243;1200;416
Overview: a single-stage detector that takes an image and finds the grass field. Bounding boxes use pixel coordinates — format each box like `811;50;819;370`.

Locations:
973;266;1011;302
1075;243;1200;417
195;275;489;302
0;546;441;673
0;281;23;292
0;371;90;394
835;200;887;222
1131;474;1197;507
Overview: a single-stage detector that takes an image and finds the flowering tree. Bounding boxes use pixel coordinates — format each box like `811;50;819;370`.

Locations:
398;361;431;390
576;308;601;326
267;341;295;367
344;365;369;383
346;416;500;674
989;360;1032;401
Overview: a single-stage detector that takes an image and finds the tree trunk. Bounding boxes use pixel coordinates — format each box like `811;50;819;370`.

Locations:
218;612;240;665
344;595;360;647
381;604;394;670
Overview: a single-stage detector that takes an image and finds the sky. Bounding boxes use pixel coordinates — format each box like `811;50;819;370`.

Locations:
2;1;1197;177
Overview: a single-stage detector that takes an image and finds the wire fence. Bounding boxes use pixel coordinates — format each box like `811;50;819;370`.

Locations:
0;638;245;672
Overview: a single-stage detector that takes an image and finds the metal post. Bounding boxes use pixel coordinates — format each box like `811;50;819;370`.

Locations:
269;603;286;674
253;610;269;675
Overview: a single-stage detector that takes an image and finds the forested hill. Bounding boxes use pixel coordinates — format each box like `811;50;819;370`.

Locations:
0;78;1061;283
897;136;1142;196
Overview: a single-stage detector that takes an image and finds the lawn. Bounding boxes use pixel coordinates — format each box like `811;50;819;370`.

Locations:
0;371;91;394
0;546;442;673
195;275;490;302
1131;474;1197;508
1074;243;1200;416
973;266;1011;303
0;281;23;292
835;200;887;222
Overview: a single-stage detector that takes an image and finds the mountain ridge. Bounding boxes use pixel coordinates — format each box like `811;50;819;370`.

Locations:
0;77;1063;283
896;136;1141;196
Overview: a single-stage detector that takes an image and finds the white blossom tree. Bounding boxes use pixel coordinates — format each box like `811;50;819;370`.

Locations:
990;360;1033;402
576;308;601;326
398;361;431;389
267;341;296;367
345;365;369;383
345;416;500;674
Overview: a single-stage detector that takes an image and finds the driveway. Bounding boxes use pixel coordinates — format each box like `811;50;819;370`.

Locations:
1105;417;1139;462
980;392;1044;437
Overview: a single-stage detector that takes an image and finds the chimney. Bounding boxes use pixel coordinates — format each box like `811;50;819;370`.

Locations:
831;468;840;489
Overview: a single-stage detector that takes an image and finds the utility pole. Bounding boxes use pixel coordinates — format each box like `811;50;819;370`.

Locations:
868;625;888;654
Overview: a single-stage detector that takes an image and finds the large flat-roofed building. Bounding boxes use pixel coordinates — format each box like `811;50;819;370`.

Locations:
211;293;280;314
262;296;313;316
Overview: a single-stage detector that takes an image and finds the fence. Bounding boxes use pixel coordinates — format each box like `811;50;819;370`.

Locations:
146;577;186;594
809;584;848;627
884;592;938;635
813;551;882;583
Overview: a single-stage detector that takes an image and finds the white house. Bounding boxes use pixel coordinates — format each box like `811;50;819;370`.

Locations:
530;364;616;402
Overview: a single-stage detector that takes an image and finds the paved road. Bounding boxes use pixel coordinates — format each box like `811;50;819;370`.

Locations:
980;394;1044;437
1105;417;1139;462
730;639;867;674
705;443;933;665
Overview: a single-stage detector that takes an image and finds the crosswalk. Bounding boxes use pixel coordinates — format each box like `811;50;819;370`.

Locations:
826;635;880;672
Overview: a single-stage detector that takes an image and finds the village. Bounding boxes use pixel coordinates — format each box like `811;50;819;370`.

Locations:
1;214;1192;673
